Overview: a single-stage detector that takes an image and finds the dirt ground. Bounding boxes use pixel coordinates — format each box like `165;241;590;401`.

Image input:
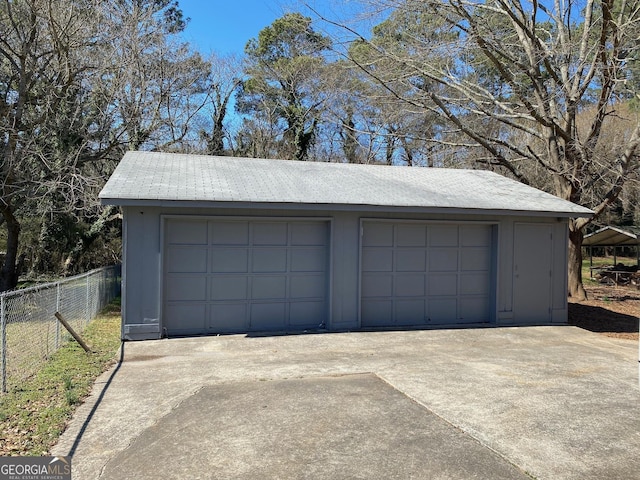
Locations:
568;282;640;341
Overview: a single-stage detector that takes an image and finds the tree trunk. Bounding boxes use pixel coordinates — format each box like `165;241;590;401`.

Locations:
568;224;587;301
341;112;358;164
207;117;226;156
0;205;21;292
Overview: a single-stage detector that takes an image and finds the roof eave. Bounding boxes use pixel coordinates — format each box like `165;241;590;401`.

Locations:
100;198;594;218
583;226;640;246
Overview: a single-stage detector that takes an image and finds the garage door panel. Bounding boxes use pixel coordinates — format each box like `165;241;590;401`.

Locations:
459;297;489;323
165;218;329;335
166;247;207;273
428;274;457;296
212;221;249;245
430;225;458;246
290;275;326;299
361;300;392;326
460;248;491;271
167;220;208;245
211;248;248;273
165;304;206;332
252;248;287;273
362;274;393;298
429;248;458;272
250;303;286;329
210;276;248;301
361;222;493;328
362;248;393;272
166;276;207;301
209;304;248;332
394;274;425;297
460;273;489;295
395;300;426;325
362;223;393;247
253;222;288;245
252;276;287;299
396;224;427;247
396;249;426;272
461;225;492;247
428;298;458;323
290;301;325;326
291;248;325;272
291;223;327;245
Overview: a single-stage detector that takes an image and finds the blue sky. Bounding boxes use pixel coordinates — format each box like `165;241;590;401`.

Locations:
177;1;374;56
178;1;291;55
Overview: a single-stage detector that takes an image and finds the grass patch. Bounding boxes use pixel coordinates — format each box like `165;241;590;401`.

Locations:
0;300;121;456
582;256;636;284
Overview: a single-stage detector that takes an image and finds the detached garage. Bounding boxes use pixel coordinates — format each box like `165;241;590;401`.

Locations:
99;151;593;340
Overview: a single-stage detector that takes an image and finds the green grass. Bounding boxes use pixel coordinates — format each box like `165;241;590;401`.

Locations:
0;300;121;456
582;255;636;284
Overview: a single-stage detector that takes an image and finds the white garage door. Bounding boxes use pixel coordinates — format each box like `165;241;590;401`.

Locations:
164;218;329;335
360;222;493;327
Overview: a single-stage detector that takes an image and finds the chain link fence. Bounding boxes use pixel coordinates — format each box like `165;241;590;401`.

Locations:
0;265;121;393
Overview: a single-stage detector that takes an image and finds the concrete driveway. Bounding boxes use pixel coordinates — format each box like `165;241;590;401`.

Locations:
53;326;640;479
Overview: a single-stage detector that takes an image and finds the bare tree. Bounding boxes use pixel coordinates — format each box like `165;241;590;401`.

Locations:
199;53;243;156
314;0;640;299
100;0;210;152
0;0;100;289
0;0;209;288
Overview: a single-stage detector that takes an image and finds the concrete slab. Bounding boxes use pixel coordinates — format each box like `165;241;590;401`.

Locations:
99;374;530;480
53;326;640;480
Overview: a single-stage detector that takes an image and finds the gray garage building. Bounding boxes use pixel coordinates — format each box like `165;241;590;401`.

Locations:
99;151;593;340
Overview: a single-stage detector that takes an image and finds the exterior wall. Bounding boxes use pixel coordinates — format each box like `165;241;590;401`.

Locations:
121;208;164;340
120;205;570;340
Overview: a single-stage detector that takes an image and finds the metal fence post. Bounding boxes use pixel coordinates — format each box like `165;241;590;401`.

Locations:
86;274;90;325
1;294;6;393
110;267;115;301
55;282;61;349
0;265;120;392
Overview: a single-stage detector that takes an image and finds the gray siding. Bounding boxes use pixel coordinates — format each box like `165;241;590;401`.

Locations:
121;209;163;340
120;206;570;340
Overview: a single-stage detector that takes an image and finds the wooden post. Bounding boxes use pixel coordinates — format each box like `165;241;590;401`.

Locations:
54;312;92;353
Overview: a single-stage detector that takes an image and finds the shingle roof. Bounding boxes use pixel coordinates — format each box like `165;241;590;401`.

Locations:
99;151;593;217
